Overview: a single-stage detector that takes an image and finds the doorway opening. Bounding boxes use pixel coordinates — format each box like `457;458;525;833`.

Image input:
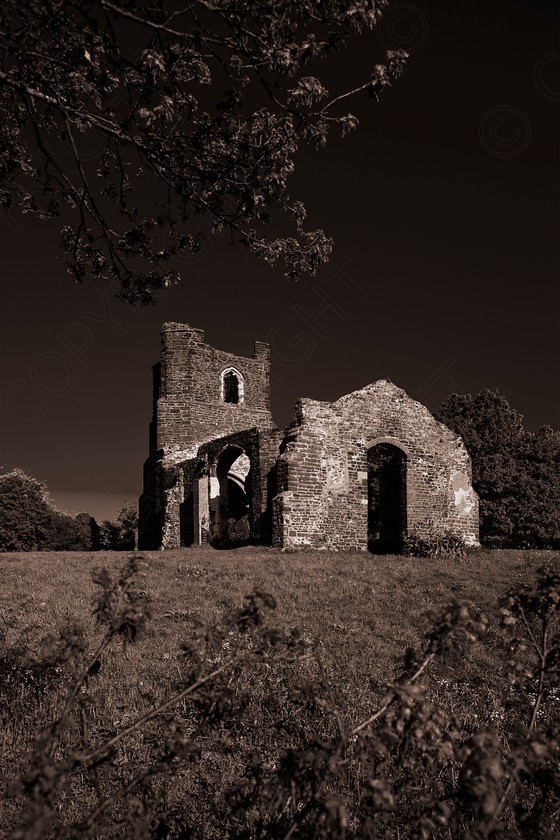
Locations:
367;443;406;554
212;446;252;547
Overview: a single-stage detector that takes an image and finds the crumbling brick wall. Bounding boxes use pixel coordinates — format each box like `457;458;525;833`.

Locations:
272;380;479;550
156;322;273;462
139;324;479;552
138;323;276;549
180;426;283;547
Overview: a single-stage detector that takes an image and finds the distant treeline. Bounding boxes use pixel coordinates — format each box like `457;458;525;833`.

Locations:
0;469;137;552
436;389;560;549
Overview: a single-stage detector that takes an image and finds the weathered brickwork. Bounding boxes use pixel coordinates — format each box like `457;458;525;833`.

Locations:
156;322;272;462
271;381;479;550
139;325;479;551
139;322;278;549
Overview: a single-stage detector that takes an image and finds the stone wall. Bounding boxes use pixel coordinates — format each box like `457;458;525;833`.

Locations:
139;324;479;552
155;322;273;463
272;380;479;550
139;322;276;549
179;427;283;547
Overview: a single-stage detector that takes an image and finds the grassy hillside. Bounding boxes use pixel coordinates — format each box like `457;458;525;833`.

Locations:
1;547;558;838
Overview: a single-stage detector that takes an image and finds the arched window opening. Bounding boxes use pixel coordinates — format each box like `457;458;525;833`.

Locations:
211;446;251;547
221;367;244;405
367;443;406;554
224;371;239;404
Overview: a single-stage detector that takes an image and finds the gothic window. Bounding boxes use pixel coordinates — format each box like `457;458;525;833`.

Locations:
224;371;239;403
221;367;244;404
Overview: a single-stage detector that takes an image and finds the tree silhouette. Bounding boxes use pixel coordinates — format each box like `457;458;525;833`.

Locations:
0;0;407;302
437;390;560;548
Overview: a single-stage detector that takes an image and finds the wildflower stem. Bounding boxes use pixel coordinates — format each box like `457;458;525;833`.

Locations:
78;655;239;766
49;633;113;758
351;652;435;736
528;623;548;731
81;763;158;830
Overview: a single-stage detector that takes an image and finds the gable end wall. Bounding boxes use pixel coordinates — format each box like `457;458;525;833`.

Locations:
272;382;479;549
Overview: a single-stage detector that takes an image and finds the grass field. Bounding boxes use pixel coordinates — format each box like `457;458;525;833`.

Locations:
1;547;559;838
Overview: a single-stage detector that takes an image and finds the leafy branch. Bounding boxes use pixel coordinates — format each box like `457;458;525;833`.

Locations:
0;0;407;302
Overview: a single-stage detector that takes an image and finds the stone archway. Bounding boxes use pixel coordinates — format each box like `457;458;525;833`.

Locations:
367;442;407;554
210;446;252;547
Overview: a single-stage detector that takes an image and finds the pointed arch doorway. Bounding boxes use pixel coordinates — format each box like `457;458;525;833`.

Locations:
211;445;252;547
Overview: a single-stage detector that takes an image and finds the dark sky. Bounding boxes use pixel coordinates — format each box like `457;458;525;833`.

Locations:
1;0;558;521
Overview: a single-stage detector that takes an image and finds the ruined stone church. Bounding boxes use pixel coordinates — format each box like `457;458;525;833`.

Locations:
138;322;479;551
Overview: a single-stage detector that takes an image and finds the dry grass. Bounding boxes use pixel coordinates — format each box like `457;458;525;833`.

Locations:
0;547;558;837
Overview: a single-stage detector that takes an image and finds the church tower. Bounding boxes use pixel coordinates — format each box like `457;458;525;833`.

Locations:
139;322;275;549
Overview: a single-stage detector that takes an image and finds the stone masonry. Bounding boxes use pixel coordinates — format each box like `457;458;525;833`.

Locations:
138;322;277;549
138;323;479;551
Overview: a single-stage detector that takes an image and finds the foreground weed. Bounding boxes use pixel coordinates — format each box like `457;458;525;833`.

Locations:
5;557;560;839
10;559;305;839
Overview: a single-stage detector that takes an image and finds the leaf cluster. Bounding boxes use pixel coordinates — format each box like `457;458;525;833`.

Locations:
403;531;468;559
0;468;99;551
437;390;560;549
0;1;407;301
